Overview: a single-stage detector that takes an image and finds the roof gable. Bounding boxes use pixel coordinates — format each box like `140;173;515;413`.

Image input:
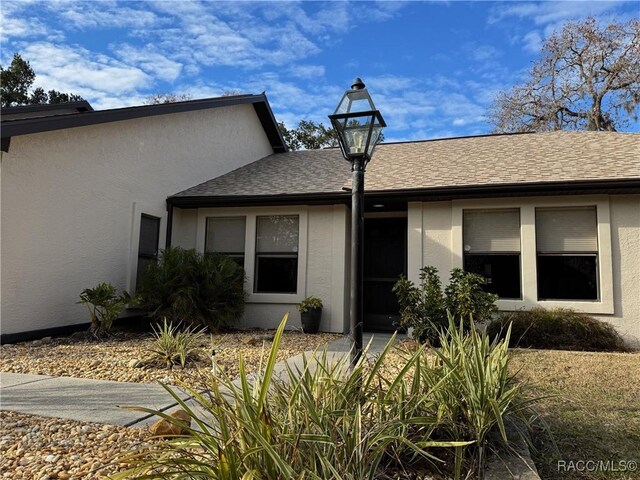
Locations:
1;94;286;154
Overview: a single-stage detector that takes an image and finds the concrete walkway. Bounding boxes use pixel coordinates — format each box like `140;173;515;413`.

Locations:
0;332;402;428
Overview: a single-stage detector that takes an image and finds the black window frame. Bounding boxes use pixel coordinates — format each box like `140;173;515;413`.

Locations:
136;213;161;290
462;209;523;300
254;215;299;294
204;216;247;267
535;207;600;301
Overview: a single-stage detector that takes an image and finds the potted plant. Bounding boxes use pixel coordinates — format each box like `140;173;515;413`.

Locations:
298;296;323;334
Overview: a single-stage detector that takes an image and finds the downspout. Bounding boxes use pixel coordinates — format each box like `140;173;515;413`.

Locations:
165;202;173;249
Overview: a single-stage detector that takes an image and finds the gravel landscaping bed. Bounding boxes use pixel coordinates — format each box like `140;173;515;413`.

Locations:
0;329;342;384
0;328;341;479
0;411;151;479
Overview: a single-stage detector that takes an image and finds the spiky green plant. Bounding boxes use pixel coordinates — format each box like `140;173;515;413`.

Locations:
115;314;536;479
148;319;206;369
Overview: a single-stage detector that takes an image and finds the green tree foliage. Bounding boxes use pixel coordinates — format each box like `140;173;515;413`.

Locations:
490;18;640;132
393;266;498;344
278;119;338;150
136;247;246;330
1;53;85;107
77;283;131;339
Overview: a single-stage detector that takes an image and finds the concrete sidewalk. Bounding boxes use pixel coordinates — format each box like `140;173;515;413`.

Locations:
0;332;402;428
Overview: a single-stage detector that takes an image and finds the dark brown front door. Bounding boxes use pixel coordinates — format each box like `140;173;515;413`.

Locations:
363;217;407;332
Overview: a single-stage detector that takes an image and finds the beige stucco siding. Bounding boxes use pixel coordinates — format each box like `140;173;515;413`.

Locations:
408;194;640;344
595;195;640;344
1;104;273;335
175;204;349;333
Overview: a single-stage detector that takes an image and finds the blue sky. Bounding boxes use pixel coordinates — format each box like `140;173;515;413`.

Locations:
1;1;637;141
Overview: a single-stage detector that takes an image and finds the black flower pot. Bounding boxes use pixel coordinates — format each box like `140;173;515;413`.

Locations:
301;307;322;334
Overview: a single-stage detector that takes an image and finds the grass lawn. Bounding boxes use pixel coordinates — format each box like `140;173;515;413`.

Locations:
509;349;640;480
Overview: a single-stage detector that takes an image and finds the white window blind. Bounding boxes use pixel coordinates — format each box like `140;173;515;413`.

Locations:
206;217;246;254
536;207;597;253
463;209;521;253
256;216;299;253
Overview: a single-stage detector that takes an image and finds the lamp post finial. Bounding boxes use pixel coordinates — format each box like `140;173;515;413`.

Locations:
351;77;365;90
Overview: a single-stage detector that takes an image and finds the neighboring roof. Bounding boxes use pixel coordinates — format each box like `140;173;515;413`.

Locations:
1;94;286;154
169;131;640;207
1;101;94;121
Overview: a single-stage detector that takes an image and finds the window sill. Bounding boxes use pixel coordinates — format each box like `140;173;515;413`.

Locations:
247;292;303;304
496;298;614;315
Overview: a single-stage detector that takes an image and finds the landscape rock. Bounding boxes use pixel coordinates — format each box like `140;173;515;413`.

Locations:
149;409;191;437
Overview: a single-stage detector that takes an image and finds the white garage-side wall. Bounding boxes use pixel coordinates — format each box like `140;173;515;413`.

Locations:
1;104;273;336
174;204;349;332
408;194;640;344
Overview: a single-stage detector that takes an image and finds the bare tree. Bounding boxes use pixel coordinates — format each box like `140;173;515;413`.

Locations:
144;93;192;104
490;18;640;132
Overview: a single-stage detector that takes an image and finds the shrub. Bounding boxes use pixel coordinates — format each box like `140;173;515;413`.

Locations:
77;283;131;338
486;307;628;352
297;296;323;313
393;266;498;344
148;319;206;368
136;247;246;330
116;314;535;480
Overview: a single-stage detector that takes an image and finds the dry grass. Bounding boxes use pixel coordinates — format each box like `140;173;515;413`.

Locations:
509;349;640;480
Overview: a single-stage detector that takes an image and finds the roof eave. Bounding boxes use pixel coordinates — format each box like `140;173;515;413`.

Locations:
1;94;287;154
167;178;640;209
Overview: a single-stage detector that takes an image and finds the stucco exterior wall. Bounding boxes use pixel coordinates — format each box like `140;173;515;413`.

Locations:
407;194;640;344
594;195;640;345
1;104;273;335
175;204;349;333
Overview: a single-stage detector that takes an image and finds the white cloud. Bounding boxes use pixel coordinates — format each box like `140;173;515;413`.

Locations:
114;44;183;83
488;1;626;26
54;2;161;30
288;64;326;79
21;42;151;104
522;30;543;53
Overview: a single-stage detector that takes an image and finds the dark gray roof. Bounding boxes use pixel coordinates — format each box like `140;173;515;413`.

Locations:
171;131;640;204
173;148;350;198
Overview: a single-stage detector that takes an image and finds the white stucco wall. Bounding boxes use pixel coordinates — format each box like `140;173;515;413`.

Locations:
407;194;640;344
176;204;349;333
1;104;274;336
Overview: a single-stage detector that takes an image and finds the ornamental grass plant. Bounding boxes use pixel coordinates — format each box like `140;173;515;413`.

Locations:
116;314;536;480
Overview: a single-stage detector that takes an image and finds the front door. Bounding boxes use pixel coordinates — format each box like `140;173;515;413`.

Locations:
363;217;407;332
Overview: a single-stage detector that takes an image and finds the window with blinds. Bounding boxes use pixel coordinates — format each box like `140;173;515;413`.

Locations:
536;206;598;300
463;209;521;299
205;217;246;267
254;215;299;294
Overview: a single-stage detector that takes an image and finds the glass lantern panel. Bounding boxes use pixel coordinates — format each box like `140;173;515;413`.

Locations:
334;88;377;115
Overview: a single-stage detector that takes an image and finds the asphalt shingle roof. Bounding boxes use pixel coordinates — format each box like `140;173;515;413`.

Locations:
172;131;640;199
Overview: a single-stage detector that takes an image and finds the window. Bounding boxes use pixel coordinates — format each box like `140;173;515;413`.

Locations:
137;214;161;289
254;215;299;294
536;206;598;300
205;217;246;267
463;209;521;299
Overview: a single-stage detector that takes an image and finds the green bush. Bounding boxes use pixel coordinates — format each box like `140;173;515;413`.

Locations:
136;247;246;330
148;319;206;369
486;307;628;352
116;314;534;480
393;266;498;344
77;283;131;338
297;296;323;313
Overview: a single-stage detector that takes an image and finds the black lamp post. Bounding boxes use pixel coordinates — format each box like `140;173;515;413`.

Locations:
329;78;386;367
